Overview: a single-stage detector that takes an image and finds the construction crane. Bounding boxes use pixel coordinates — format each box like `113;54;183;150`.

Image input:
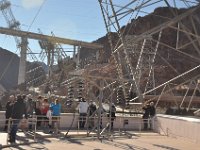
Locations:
0;0;103;86
38;29;70;78
0;26;103;85
0;0;38;85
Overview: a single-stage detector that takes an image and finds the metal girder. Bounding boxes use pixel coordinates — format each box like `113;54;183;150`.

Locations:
0;26;103;49
98;0;200;105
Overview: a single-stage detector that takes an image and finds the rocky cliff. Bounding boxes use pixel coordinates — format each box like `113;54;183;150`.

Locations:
0;48;47;91
0;48;19;90
80;6;200;92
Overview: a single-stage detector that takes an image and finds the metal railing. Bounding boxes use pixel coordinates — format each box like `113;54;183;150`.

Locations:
0;114;157;146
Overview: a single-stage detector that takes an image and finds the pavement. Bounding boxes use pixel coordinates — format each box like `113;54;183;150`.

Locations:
0;130;200;150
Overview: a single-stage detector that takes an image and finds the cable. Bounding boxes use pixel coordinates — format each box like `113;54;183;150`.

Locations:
0;20;46;88
27;0;47;32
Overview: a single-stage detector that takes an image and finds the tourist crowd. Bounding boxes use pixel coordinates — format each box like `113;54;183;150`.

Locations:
3;94;61;144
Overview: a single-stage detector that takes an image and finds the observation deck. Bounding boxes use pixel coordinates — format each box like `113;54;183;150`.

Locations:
0;112;200;149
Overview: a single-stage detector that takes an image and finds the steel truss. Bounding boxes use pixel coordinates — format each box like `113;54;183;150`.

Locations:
64;70;134;140
98;0;200;108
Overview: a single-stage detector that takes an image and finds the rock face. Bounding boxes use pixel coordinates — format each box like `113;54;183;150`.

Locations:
0;48;47;91
0;48;19;90
80;6;200;93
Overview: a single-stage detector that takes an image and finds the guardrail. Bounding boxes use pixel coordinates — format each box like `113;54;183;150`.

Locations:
0;114;158;147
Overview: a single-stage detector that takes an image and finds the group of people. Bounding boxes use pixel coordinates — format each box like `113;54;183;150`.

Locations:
4;94;61;144
78;98;156;131
78;98;116;130
33;95;61;132
3;93;156;143
142;101;156;130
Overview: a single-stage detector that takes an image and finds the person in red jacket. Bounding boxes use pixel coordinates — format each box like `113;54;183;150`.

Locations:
41;98;50;127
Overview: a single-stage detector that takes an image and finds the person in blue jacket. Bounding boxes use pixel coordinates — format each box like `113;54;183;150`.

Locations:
49;99;61;134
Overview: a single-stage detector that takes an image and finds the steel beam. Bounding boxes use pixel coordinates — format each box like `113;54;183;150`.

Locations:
0;26;103;49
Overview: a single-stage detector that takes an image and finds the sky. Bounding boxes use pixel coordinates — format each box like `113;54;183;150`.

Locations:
0;0;107;62
0;0;198;63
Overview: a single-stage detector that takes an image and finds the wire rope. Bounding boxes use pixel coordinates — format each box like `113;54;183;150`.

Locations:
27;0;47;32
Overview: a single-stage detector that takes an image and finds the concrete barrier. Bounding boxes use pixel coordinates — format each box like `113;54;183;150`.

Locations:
0;111;143;130
155;114;200;144
1;111;200;143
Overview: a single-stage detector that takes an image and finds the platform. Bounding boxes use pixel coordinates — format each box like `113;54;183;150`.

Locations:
1;130;200;150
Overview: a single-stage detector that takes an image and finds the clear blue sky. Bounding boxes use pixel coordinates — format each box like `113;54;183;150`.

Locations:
0;0;107;61
0;0;198;62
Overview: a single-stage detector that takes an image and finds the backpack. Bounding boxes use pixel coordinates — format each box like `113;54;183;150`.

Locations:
35;100;40;109
89;104;96;116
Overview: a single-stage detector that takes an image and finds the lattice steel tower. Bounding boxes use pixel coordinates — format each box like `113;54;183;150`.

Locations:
98;0;200;103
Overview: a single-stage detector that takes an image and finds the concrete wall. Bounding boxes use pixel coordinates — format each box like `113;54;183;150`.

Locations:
1;111;200;143
155;114;200;144
0;111;143;130
59;113;143;130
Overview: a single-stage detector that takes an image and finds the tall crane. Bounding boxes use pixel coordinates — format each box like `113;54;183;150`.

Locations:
0;0;37;85
0;0;103;86
38;29;69;78
0;26;103;85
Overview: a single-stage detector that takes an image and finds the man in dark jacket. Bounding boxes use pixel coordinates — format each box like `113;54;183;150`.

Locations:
149;102;156;130
108;103;116;130
4;95;15;132
88;101;97;129
9;95;27;144
142;102;150;130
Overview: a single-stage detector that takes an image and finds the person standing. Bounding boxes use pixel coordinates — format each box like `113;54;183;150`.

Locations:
109;103;116;130
97;103;105;129
4;95;15;132
149;101;156;130
34;95;43;128
142;102;150;130
49;99;61;134
9;95;27;144
25;94;35;130
41;98;50;128
78;98;89;129
26;94;34;116
87;101;97;129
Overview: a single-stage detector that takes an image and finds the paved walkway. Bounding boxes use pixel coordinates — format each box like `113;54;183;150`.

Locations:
1;130;200;150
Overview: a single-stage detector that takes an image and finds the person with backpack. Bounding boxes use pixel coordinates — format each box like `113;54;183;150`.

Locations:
4;95;15;132
108;103;116;130
149;101;156;130
9;95;27;144
88;101;97;129
25;94;35;130
34;95;43;128
142;101;150;130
